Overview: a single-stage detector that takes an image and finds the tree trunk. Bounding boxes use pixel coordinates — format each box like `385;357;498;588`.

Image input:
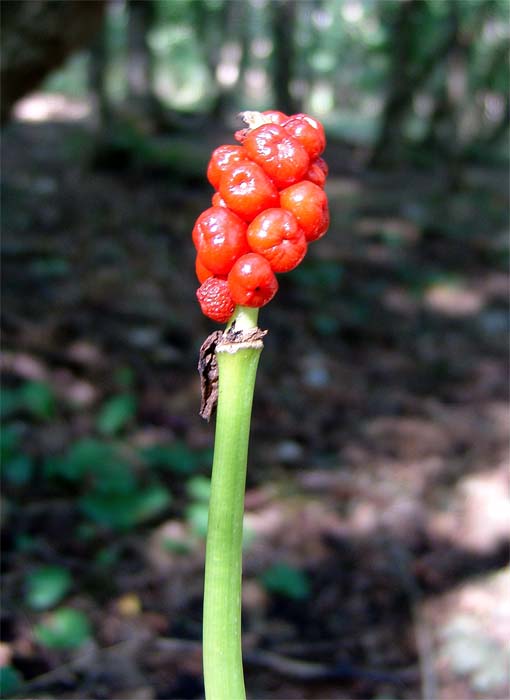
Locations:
1;0;106;123
127;0;156;113
88;25;111;128
272;0;298;115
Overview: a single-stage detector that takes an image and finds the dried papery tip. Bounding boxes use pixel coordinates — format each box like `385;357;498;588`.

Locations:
238;111;274;131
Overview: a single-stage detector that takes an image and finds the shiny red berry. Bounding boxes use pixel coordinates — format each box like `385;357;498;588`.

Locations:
228;253;278;308
197;276;235;323
211;192;227;208
247;208;307;273
196;255;216;284
262;110;289;125
207;145;250;190
192;206;249;275
243;123;309;189
280;181;329;242
219;161;279;222
283;114;326;159
305;157;328;188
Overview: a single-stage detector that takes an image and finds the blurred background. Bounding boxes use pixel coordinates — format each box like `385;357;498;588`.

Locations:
1;1;509;698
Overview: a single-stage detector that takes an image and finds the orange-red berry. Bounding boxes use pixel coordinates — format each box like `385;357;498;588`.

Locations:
283;113;326;160
207;145;250;190
195;256;216;284
228;253;278;308
211;192;227;208
243;123;309;190
192;206;249;275
305;157;328;188
196;276;235;323
219;161;279;222
247;208;307;273
262;110;289;125
280;180;329;242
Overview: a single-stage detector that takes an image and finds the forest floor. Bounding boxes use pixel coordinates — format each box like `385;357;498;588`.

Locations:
1;108;509;700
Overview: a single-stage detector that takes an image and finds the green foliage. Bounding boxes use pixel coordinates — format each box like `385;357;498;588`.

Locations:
96;394;137;435
42;436;175;530
1;381;56;421
142;441;212;474
260;563;311;600
0;666;23;698
0;426;34;486
186;475;211;502
20;381;56;420
34;608;92;650
186;501;209;538
25;566;72;610
80;483;170;531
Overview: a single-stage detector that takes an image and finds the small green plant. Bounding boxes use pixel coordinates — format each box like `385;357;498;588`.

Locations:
194;111;330;699
261;563;311;600
25;565;72;610
34;607;92;650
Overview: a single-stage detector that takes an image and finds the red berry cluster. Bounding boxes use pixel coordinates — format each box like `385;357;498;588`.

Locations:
194;110;330;323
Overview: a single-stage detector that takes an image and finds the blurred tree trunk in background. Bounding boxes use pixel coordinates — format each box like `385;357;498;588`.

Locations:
419;2;462;157
127;0;158;118
481;39;510;146
89;26;112;128
0;0;106;123
211;0;249;122
272;0;299;115
371;0;459;166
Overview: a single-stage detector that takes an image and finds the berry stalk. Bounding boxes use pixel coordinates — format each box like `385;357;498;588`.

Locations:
203;305;262;700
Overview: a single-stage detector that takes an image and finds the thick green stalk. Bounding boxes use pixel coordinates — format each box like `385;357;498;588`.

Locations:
203;306;261;700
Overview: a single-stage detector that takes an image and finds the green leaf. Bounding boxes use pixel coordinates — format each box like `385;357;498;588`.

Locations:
185;502;209;538
34;608;91;649
25;566;72;610
97;394;137;435
20;381;56;420
162;537;193;555
0;388;22;419
186;475;211;502
80;484;171;530
44;439;123;483
0;666;23;698
141;441;210;474
261;563;311;600
2;454;34;486
0;426;20;464
114;366;135;389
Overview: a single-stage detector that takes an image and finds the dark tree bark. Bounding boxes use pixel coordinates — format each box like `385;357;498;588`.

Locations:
88;25;111;128
371;0;497;167
211;0;248;122
272;0;299;115
370;0;459;166
127;0;156;109
1;0;106;123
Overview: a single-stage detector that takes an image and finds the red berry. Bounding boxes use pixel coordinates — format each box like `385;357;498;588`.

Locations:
219;161;279;222
262;110;289;125
211;192;227;208
283;114;326;159
196;255;216;284
280;181;329;242
207;145;250;190
305;157;328;188
192;206;249;275
228;253;278;308
247;208;307;273
197;276;235;323
243;123;309;189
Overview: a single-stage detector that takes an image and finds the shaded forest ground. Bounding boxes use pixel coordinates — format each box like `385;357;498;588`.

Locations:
1;108;509;700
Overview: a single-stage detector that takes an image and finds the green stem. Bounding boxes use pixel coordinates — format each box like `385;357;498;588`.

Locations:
203;306;261;700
